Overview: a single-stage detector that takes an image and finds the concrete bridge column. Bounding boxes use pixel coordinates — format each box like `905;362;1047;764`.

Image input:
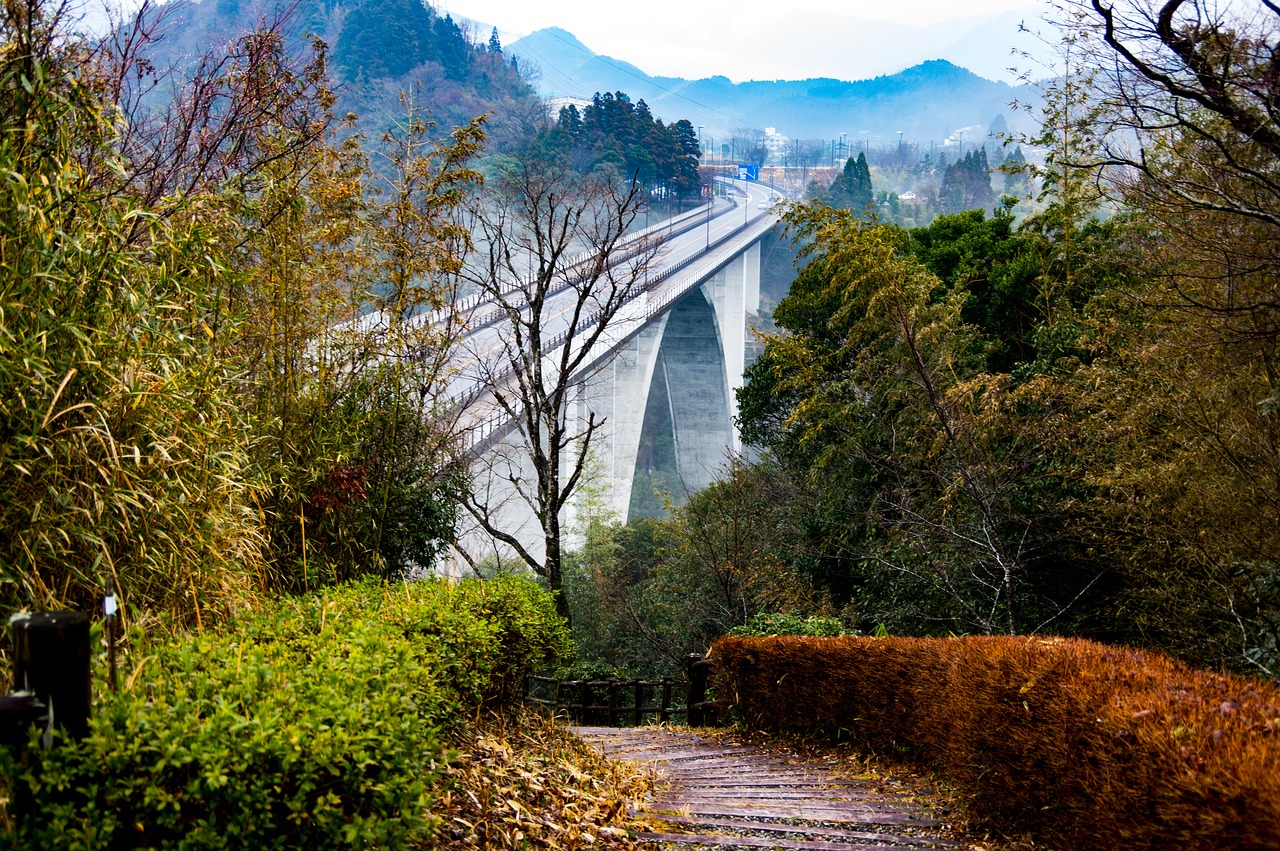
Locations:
571;315;669;526
743;239;761;317
662;288;733;494
462;234;767;559
700;241;761;452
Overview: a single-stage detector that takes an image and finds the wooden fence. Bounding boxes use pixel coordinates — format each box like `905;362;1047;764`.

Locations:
522;656;722;727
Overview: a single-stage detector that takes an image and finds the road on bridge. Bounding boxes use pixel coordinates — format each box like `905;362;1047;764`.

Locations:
451;179;782;447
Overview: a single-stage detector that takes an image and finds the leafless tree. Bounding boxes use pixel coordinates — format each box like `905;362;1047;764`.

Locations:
1084;0;1280;243
82;0;330;232
460;160;665;623
731;127;767;168
794;140;824;187
1081;0;1280;338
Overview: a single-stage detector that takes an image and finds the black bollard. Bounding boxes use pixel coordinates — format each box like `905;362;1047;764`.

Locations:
10;612;91;742
0;693;45;748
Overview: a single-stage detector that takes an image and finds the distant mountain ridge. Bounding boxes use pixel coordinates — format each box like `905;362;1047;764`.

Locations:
510;27;1037;144
126;0;1037;153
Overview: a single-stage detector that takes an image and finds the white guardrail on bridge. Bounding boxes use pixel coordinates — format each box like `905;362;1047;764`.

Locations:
458;188;781;453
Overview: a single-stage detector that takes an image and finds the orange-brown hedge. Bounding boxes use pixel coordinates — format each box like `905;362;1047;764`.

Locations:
711;635;1280;850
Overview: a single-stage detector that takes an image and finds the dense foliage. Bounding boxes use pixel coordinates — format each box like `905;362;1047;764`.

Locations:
0;2;481;620
937;149;997;215
130;0;537;149
536;92;702;197
0;576;572;847
560;0;1280;683
725;612;851;638
811;152;874;214
804;124;1017;227
725;0;1280;677
333;0;471;81
565;460;845;678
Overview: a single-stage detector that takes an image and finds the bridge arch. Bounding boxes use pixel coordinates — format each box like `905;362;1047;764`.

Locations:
455;194;771;568
600;239;762;522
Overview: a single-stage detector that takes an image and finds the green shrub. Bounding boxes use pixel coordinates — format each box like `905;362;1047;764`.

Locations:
449;574;574;702
725;612;851;638
0;577;571;848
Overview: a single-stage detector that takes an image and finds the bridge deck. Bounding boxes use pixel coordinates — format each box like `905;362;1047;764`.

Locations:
571;726;971;850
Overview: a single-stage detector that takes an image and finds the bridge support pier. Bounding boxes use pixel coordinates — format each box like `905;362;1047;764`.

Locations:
660;288;733;495
699;242;760;453
458;227;768;571
573;315;670;525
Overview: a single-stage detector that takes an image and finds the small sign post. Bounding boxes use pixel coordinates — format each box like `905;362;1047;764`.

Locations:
104;578;118;693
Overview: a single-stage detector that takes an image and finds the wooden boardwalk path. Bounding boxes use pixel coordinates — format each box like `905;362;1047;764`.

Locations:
572;726;968;851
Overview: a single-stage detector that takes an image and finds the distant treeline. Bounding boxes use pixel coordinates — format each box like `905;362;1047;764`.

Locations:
535;92;702;197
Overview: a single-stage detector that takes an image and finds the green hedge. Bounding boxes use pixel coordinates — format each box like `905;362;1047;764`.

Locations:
0;575;571;848
724;612;851;638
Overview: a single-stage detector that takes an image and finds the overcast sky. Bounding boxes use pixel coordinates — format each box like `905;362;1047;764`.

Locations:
437;0;1044;82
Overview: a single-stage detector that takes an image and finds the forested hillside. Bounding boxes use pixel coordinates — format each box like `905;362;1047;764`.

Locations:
124;0;539;148
533;92;702;199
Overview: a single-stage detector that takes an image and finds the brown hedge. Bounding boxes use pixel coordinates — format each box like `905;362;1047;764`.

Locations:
710;635;1280;850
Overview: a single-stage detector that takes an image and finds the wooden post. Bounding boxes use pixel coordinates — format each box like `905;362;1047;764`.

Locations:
9;612;91;742
578;680;590;724
633;681;644;726
687;654;713;727
608;680;620;727
0;694;45;748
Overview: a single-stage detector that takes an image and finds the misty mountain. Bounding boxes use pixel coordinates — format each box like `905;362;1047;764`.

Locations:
510;27;1037;145
126;0;1037;156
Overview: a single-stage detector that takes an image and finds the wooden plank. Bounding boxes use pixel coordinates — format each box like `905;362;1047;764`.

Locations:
654;788;906;802
646;800;937;826
571;725;964;849
643;755;792;771
670;778;878;789
652;815;962;848
629;745;764;760
635;832;922;851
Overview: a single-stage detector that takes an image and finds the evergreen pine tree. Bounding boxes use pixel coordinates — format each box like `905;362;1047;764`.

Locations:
828;153;874;216
1002;145;1030;197
851;151;873;213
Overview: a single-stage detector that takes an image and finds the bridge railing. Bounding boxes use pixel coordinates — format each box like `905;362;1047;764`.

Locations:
458;197;734;336
455;197;780;453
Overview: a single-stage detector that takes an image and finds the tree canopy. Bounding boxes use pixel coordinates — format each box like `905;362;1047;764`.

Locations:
533;91;702;197
720;0;1280;677
0;0;483;621
819;153;874;214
